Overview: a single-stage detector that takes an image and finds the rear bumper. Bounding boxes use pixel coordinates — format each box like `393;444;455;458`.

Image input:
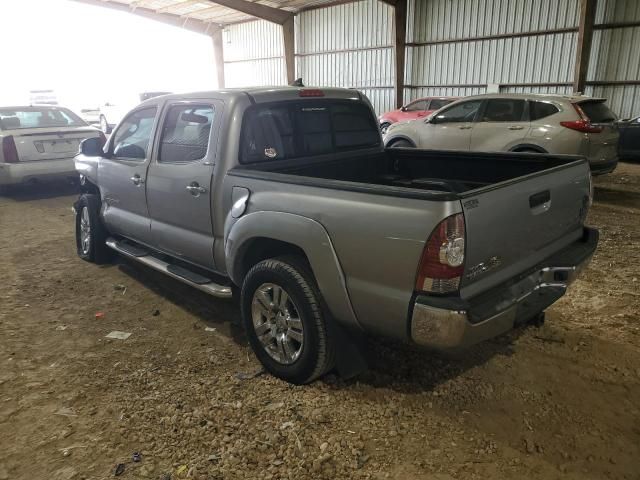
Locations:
410;227;598;350
0;158;77;185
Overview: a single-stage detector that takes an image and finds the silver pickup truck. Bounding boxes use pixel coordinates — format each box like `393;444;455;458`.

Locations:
74;87;598;384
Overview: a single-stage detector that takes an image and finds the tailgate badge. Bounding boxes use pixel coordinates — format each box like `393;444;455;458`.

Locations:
466;256;502;280
463;198;479;209
264;147;277;158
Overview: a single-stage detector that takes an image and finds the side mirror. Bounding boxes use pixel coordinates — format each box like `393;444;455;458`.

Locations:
400;106;407;112
80;136;105;157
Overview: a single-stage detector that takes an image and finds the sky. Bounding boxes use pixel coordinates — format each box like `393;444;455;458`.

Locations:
0;0;217;111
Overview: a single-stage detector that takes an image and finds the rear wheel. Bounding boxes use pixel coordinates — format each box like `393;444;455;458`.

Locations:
75;194;112;263
241;256;335;384
388;139;414;148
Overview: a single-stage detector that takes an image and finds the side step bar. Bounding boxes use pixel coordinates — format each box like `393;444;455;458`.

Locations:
106;238;233;299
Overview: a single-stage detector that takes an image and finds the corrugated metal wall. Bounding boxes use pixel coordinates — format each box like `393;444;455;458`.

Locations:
223;0;394;113
296;0;394;113
585;0;640;118
223;19;286;87
405;0;579;101
222;0;640;117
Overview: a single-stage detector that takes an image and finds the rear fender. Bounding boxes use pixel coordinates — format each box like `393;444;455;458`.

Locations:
225;211;360;330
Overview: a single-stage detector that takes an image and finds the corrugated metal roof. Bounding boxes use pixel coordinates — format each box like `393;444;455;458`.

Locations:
71;0;354;27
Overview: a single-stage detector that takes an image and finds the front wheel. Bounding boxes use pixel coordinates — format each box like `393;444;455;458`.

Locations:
241;256;335;384
75;194;112;264
380;122;392;135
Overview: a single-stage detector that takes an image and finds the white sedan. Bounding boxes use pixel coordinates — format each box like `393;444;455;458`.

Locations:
0;106;103;189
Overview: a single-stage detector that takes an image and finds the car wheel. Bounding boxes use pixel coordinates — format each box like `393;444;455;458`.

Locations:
388;139;414;148
380;122;392;135
99;115;111;134
75;194;112;264
241;256;335;384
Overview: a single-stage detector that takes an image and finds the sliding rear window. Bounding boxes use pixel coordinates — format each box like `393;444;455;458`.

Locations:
578;100;617;123
240;100;380;163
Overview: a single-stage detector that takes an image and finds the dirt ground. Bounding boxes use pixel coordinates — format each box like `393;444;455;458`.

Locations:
1;163;639;480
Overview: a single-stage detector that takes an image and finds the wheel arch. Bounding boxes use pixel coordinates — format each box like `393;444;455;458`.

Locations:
384;135;417;148
509;143;548;153
225;211;361;330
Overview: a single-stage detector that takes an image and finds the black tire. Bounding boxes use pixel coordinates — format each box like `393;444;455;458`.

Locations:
75;194;112;264
240;256;335;384
380;122;392;135
388;139;414;148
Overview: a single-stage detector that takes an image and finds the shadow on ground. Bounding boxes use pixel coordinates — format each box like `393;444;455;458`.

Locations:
0;180;79;201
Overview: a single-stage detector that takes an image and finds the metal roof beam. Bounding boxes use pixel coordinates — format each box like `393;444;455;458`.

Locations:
68;0;218;35
204;0;293;24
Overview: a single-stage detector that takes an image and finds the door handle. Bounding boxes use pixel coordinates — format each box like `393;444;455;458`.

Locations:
458;125;472;130
130;174;144;185
508;125;525;130
186;182;207;196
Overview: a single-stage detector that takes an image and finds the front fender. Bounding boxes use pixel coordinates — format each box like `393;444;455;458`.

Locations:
225;211;361;331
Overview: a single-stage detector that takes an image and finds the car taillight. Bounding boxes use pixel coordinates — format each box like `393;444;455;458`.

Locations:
560;119;603;133
2;136;19;163
299;89;324;97
415;213;466;294
561;104;603;133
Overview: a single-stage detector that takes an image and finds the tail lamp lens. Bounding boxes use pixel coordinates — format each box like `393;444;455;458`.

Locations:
416;213;466;294
2;135;19;163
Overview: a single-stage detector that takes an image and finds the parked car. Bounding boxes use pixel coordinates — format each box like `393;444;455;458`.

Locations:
378;96;457;134
384;93;619;175
73;87;597;384
79;107;101;126
99;91;171;134
0;105;103;190
617;116;640;161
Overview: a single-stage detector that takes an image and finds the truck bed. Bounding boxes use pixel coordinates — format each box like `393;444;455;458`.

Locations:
233;148;584;197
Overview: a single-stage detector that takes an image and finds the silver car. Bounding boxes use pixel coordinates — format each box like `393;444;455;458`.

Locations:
0;106;103;189
384;93;619;175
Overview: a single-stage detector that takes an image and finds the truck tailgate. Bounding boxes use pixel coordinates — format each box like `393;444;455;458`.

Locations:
459;159;591;299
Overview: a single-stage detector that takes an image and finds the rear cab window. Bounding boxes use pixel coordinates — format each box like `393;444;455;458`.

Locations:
240;100;380;163
578;101;617;123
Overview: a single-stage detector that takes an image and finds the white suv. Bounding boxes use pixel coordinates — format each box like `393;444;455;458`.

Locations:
384;93;619;175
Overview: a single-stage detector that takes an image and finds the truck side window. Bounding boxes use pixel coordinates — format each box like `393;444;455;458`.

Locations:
159;105;214;163
112;107;157;160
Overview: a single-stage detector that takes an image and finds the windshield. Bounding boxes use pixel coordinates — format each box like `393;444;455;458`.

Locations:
0;107;87;130
578;101;617;123
240;100;380;163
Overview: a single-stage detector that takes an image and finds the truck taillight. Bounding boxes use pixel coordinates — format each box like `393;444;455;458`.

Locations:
415;213;466;294
2;135;19;163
